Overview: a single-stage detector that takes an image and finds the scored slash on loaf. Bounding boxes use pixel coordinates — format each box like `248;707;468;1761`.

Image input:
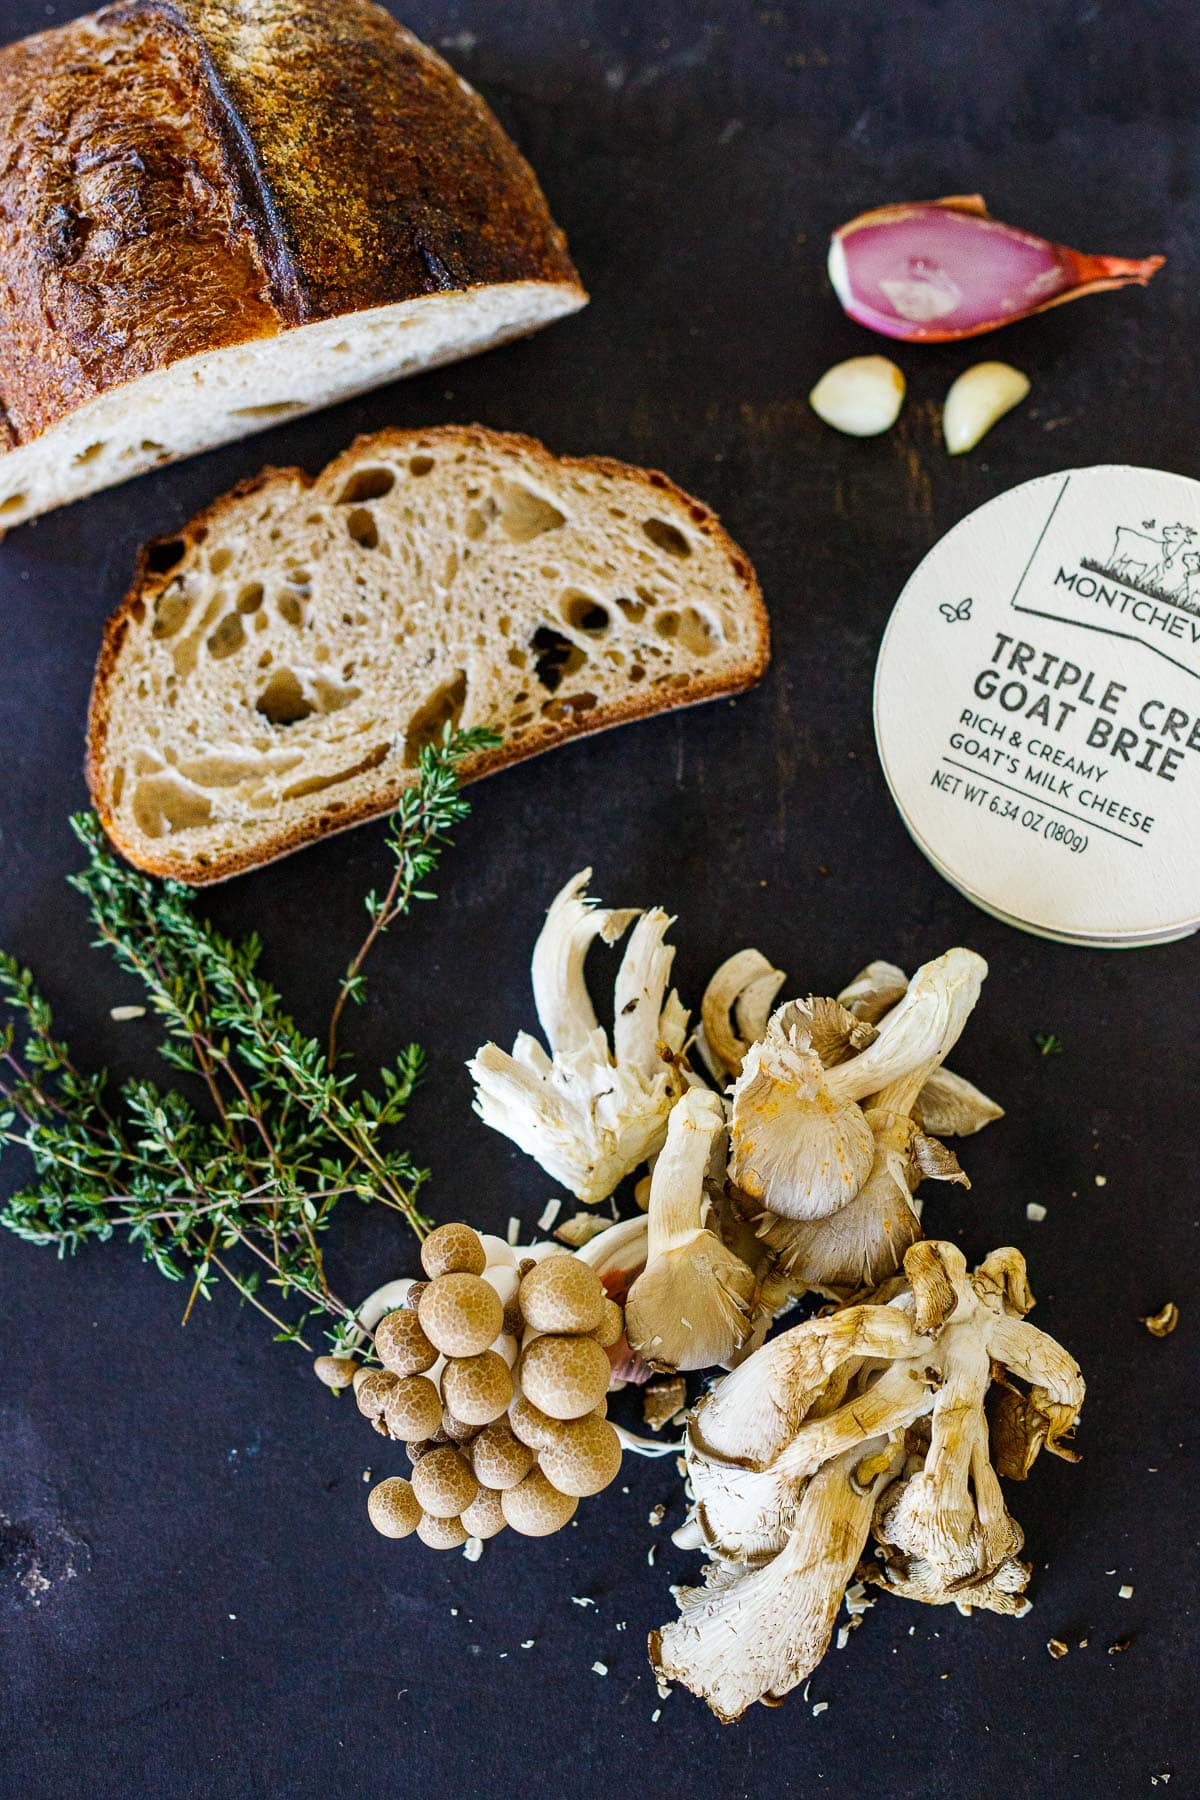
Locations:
87;425;770;883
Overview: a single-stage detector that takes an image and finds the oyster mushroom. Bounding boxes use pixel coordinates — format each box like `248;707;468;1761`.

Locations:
624;1088;757;1373
468;871;690;1204
656;1240;1084;1719
650;1439;905;1723
729;949;987;1220
751;1040;971;1300
838;960;1004;1136
696;949;787;1082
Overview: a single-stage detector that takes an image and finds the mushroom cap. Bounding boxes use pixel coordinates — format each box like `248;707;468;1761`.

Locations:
313;1355;357;1390
354;1368;399;1429
404;1281;429;1311
539;1413;623;1497
518;1254;607;1335
411;1446;478;1518
421;1222;488;1280
460;1485;508;1540
419;1273;504;1357
416;1512;469;1550
592;1297;625;1351
440;1405;479;1444
384;1374;444;1442
501;1467;580;1537
470;1418;537;1490
519;1333;613;1420
374;1309;438;1378
405;1439;435;1467
441;1351;514;1426
367;1476;422;1539
508;1394;565;1452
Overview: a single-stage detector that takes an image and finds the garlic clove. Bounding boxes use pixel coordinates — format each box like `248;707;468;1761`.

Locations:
829;194;1163;342
809;355;905;437
942;361;1030;454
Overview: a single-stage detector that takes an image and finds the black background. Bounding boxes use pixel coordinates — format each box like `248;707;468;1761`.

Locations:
1;2;1196;1795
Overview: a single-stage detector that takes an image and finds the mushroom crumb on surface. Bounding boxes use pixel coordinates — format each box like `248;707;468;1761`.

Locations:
1141;1302;1179;1338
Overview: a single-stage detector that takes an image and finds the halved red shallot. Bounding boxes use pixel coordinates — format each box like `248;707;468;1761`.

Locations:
828;194;1163;342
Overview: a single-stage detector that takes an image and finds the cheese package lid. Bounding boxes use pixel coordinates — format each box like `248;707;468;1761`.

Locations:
874;465;1200;947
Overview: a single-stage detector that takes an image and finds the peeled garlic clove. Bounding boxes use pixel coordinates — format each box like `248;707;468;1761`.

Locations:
942;361;1030;454
829;194;1164;342
809;356;905;437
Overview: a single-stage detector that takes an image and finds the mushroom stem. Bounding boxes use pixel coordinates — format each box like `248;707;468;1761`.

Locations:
624;1089;756;1372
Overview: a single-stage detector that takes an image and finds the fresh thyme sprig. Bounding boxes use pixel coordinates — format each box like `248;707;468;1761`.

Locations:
328;724;499;1063
0;726;498;1352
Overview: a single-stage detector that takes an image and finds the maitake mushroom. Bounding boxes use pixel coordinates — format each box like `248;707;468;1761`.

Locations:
468;870;690;1204
652;1240;1084;1721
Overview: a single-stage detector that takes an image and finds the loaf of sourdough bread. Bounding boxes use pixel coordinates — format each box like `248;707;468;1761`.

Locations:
88;426;770;882
0;1;585;528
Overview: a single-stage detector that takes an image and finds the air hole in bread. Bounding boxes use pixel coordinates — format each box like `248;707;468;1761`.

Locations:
277;591;304;627
210;547;234;575
403;670;468;766
496;483;565;542
132;774;214;838
410;456;435;476
643;517;692;558
531;626;588;693
347;508;380;549
615;595;645;623
231;402;305;420
207;614;246;660
146;537;187;575
465;504;491;540
237;583;265;615
141;440;165;454
111;767;125;806
629;663;646;682
152;585;192;638
314;677;361;714
73;442;107;467
282;743;390;800
256;669;315;726
655;606;717;655
338;467;396;504
560;593;610;634
542;691;598;720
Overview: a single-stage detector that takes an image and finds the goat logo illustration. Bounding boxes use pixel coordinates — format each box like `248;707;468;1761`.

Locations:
1082;518;1200;615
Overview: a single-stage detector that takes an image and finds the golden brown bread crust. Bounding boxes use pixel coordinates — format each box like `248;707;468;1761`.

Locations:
87;425;772;885
0;1;582;448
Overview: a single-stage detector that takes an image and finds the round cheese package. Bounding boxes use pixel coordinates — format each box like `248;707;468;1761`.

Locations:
875;465;1200;946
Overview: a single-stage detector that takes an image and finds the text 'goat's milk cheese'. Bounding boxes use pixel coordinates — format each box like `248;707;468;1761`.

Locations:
874;465;1200;947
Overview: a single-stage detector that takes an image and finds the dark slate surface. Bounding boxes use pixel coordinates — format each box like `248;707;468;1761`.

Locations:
0;2;1195;1795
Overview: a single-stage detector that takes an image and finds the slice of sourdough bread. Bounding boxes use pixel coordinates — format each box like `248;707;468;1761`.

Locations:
89;426;770;883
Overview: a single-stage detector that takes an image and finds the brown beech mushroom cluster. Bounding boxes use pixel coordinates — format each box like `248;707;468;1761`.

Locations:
653;1240;1084;1721
334;1223;627;1552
